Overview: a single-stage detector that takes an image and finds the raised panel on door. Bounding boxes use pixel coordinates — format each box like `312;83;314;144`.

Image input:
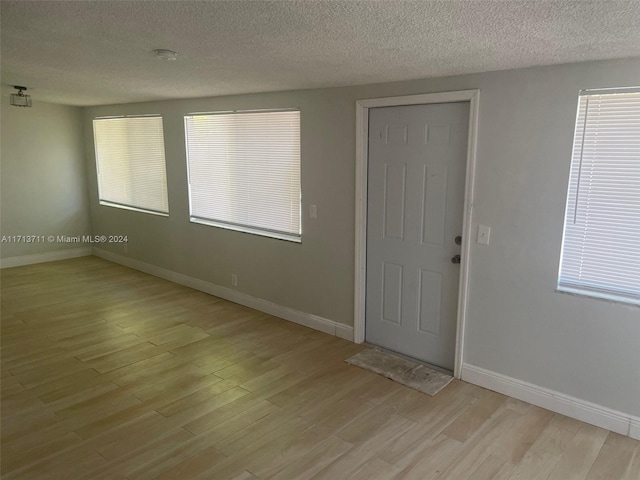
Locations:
382;262;403;325
418;269;443;336
383;164;406;240
421;162;448;246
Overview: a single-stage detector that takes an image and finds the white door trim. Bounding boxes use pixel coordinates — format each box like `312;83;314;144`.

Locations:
354;90;480;378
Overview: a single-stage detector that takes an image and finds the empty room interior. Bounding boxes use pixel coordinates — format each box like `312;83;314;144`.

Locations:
1;1;640;479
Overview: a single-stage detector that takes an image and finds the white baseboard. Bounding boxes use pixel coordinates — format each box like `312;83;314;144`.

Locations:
462;363;640;440
630;419;640;441
335;323;355;341
92;248;354;342
0;247;93;269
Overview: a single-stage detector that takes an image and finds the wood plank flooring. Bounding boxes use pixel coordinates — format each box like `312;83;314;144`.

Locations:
1;257;638;479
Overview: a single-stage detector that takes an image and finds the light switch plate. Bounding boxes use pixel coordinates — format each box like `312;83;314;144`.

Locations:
310;204;318;219
477;225;491;245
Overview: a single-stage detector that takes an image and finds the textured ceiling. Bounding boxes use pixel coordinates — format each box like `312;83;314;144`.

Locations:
1;1;639;106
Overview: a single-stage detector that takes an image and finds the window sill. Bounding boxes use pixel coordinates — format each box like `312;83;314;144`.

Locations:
556;285;640;307
190;217;301;243
99;201;169;217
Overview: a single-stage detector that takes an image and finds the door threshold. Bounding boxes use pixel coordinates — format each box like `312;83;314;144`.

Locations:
363;342;454;377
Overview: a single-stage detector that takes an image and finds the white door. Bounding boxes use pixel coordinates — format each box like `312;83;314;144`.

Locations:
365;102;469;370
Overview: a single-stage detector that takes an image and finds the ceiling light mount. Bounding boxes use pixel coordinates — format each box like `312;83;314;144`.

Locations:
10;86;32;107
153;49;178;61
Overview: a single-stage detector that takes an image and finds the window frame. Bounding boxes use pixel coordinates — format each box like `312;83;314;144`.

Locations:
556;87;640;306
183;108;302;243
93;114;170;217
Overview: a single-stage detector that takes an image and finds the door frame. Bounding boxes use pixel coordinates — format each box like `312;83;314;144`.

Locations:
354;90;480;378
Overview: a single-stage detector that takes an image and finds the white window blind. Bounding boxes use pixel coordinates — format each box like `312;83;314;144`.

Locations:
558;88;640;305
184;110;301;242
93;116;169;215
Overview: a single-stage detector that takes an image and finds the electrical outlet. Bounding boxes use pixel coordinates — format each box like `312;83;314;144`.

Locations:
231;274;238;287
310;204;318;219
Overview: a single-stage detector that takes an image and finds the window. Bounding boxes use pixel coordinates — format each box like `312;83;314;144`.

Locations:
184;109;301;242
558;88;640;305
93;116;169;215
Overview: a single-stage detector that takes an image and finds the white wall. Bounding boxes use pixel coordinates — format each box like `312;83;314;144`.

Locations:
1;92;91;261
83;58;640;418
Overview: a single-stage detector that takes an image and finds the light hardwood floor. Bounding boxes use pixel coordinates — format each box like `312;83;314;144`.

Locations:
1;257;638;480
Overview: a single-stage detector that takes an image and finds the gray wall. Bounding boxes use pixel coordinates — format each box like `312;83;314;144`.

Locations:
1;92;91;258
84;58;640;416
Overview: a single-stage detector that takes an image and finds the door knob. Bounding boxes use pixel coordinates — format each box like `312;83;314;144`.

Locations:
455;236;462;245
451;254;461;264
